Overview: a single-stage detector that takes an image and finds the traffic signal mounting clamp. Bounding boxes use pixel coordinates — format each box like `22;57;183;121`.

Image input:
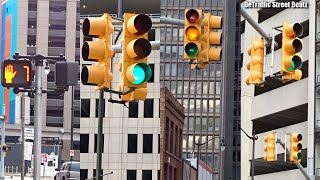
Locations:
290;133;302;163
245;38;265;86
281;22;303;81
81;13;114;90
264;132;276;162
117;13;153;102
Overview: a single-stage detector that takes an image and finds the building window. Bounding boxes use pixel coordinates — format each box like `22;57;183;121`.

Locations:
128;134;138;153
127;170;137;180
142;170;152;180
80;169;88;180
80;134;89;153
148;29;155;41
129;101;138;118
158;134;160;153
94;134;104;153
81;99;90;117
143;134;153;153
144;99;154;118
148;64;154;83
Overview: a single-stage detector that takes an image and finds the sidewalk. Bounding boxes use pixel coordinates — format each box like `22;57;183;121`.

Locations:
3;175;53;180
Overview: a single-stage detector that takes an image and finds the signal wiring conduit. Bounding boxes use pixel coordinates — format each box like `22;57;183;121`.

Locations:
270;28;276;77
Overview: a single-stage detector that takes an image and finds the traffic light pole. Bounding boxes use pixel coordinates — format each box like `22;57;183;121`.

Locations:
111;40;160;54
276;139;313;180
240;128;258;180
33;56;43;180
70;86;74;161
95;90;104;180
12;53;67;180
240;5;272;43
160;17;184;26
20;93;26;180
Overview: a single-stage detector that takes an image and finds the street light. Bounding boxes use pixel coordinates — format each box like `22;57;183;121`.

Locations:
195;137;213;180
240;128;258;180
58;129;64;169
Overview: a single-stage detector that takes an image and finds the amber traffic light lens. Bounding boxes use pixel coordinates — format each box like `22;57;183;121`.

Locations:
186;9;199;24
186;26;200;41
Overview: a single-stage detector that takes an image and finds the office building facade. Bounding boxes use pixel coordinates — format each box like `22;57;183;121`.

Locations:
160;87;185;180
80;17;161;180
0;0;81;168
160;0;241;179
241;0;317;179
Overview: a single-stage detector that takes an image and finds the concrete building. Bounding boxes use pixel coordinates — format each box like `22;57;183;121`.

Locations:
186;158;213;180
183;159;197;180
160;87;185;180
160;0;241;179
79;16;161;180
0;0;80;170
241;0;317;179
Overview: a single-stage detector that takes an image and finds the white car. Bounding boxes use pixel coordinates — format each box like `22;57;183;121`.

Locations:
54;161;80;180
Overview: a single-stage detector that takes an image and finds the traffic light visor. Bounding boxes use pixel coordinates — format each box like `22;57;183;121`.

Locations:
185;43;199;57
127;14;152;35
82;41;106;61
81;65;105;86
292;133;302;141
186;9;200;24
126;63;152;85
83;17;106;38
284;23;303;38
126;38;152;60
186;26;200;41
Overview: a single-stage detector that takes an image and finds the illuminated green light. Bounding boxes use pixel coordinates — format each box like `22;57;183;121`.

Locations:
296;153;302;160
131;63;152;85
288;61;295;71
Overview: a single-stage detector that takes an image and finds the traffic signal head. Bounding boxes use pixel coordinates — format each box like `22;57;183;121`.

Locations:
245;38;265;85
281;22;303;81
1;60;32;88
184;9;202;59
290;133;302;163
119;13;152;102
81;14;114;90
199;13;222;63
263;133;276;161
55;61;78;88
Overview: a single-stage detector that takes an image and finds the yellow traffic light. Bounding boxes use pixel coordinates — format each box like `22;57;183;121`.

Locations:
290;133;302;163
196;12;222;69
184;9;202;60
245;38;265;85
81;14;114;90
281;22;303;81
118;13;152;102
263;132;276;161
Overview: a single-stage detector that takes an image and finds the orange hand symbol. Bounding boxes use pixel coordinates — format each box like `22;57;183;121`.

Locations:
4;65;17;83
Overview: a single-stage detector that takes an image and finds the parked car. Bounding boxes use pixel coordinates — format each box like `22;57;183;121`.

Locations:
54;161;80;180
